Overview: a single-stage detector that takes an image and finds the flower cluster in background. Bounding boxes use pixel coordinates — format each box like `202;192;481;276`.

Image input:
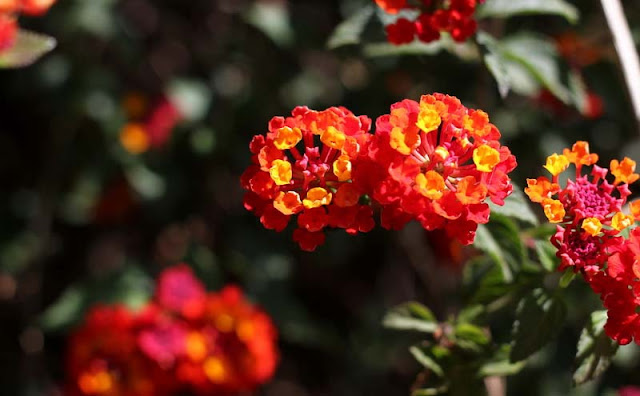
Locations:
526;141;640;345
119;93;184;155
65;264;279;396
375;0;484;45
242;93;516;250
0;0;56;52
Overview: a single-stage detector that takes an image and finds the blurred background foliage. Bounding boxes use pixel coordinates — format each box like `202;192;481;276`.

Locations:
1;0;640;395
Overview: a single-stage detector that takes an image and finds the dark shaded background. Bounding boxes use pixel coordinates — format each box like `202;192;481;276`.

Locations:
1;0;640;395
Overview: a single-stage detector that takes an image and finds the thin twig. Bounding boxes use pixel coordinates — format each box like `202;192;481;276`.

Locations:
601;0;640;132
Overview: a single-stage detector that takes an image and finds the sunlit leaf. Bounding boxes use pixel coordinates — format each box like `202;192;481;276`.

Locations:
478;345;526;377
477;0;579;24
573;310;619;385
534;240;558;272
410;345;445;377
475;214;524;282
489;187;539;226
0;30;56;69
477;31;570;103
327;5;375;49
501;33;570;103
383;302;438;333
40;265;153;332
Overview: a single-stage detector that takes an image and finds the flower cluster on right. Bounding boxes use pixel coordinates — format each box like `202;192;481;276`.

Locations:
526;142;640;345
374;0;484;45
0;0;56;52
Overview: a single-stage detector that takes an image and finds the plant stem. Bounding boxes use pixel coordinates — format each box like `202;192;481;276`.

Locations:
601;0;640;132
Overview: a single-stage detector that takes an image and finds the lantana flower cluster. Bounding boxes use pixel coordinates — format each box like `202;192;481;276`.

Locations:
66;264;279;396
526;141;640;345
242;93;517;251
374;0;485;45
0;0;56;52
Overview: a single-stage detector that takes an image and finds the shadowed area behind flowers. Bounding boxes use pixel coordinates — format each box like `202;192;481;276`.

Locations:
1;0;640;395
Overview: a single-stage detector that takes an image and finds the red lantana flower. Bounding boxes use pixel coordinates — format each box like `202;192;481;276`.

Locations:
66;305;176;396
66;264;280;395
586;228;640;345
241;106;375;251
368;93;516;244
374;0;484;45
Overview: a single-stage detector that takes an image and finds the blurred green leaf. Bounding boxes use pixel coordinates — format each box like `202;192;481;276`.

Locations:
559;269;576;288
573;310;619;386
475;214;524;282
383;302;438;333
489;187;539;226
363;36;479;60
410;345;445;377
125;164;166;200
0;30;56;69
477;0;579;23
40;265;153;332
327;5;375;49
167;79;212;123
511;288;567;361
454;323;490;353
243;1;294;47
478;345;526;377
534;240;558;272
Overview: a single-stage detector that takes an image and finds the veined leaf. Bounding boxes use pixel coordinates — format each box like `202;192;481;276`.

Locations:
573;310;619;386
475;214;524;283
477;31;570;103
510;288;567;361
477;0;579;24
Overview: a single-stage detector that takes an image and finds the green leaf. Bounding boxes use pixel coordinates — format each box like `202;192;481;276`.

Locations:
454;323;490;353
479;357;526;377
477;32;511;98
511;288;567;361
477;0;579;24
457;304;486;324
467;257;515;305
383;302;438;333
40;265;153;332
327;5;375;49
534;240;558;272
479;345;526;377
475;214;525;283
476;31;570;103
559;270;576;288
410;346;445;377
167;79;212;123
489;187;539;226
500;33;570;103
363;35;479;60
363;40;444;57
573;310;619;386
0;29;56;68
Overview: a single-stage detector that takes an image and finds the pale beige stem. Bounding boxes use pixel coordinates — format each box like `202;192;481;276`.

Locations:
601;0;640;132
